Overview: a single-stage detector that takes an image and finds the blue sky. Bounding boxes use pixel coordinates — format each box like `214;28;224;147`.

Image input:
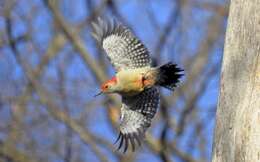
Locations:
0;0;227;161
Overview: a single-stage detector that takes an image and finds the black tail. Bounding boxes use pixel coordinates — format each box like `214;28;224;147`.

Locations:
155;62;184;90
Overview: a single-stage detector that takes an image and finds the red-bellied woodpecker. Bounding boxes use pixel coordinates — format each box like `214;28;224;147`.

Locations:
92;18;184;152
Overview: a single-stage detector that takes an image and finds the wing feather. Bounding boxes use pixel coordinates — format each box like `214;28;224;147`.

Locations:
114;88;160;152
91;18;151;71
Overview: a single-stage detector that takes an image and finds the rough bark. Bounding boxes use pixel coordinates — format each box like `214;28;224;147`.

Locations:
212;0;260;162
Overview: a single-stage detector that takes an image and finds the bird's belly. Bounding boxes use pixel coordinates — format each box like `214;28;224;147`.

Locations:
116;70;145;96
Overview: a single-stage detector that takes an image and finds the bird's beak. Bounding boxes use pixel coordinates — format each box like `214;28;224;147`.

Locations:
94;91;103;97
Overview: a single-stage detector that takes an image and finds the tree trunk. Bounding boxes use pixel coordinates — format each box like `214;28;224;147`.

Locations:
212;0;260;162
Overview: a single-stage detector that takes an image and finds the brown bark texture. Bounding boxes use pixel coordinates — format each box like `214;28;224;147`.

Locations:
212;0;260;162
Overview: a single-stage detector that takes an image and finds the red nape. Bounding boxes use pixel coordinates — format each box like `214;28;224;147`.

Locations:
110;76;117;83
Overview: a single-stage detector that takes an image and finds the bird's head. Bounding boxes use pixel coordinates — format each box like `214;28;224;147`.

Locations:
95;77;118;97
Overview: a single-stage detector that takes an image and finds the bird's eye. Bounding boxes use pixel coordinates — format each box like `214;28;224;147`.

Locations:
105;85;109;89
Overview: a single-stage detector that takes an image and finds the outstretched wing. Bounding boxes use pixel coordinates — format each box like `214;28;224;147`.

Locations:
91;18;151;71
115;88;160;152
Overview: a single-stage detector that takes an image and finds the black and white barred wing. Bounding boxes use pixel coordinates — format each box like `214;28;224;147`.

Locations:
91;18;151;71
115;88;160;152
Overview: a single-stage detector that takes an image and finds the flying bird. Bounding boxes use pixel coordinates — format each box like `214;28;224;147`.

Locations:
91;18;183;152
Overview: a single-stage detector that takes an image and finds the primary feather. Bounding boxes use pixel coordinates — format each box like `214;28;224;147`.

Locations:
116;87;160;152
92;18;151;71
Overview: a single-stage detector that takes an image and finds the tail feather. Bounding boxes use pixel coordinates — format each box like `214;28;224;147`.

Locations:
155;62;184;90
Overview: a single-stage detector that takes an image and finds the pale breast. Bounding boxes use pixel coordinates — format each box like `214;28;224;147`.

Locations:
116;68;150;96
